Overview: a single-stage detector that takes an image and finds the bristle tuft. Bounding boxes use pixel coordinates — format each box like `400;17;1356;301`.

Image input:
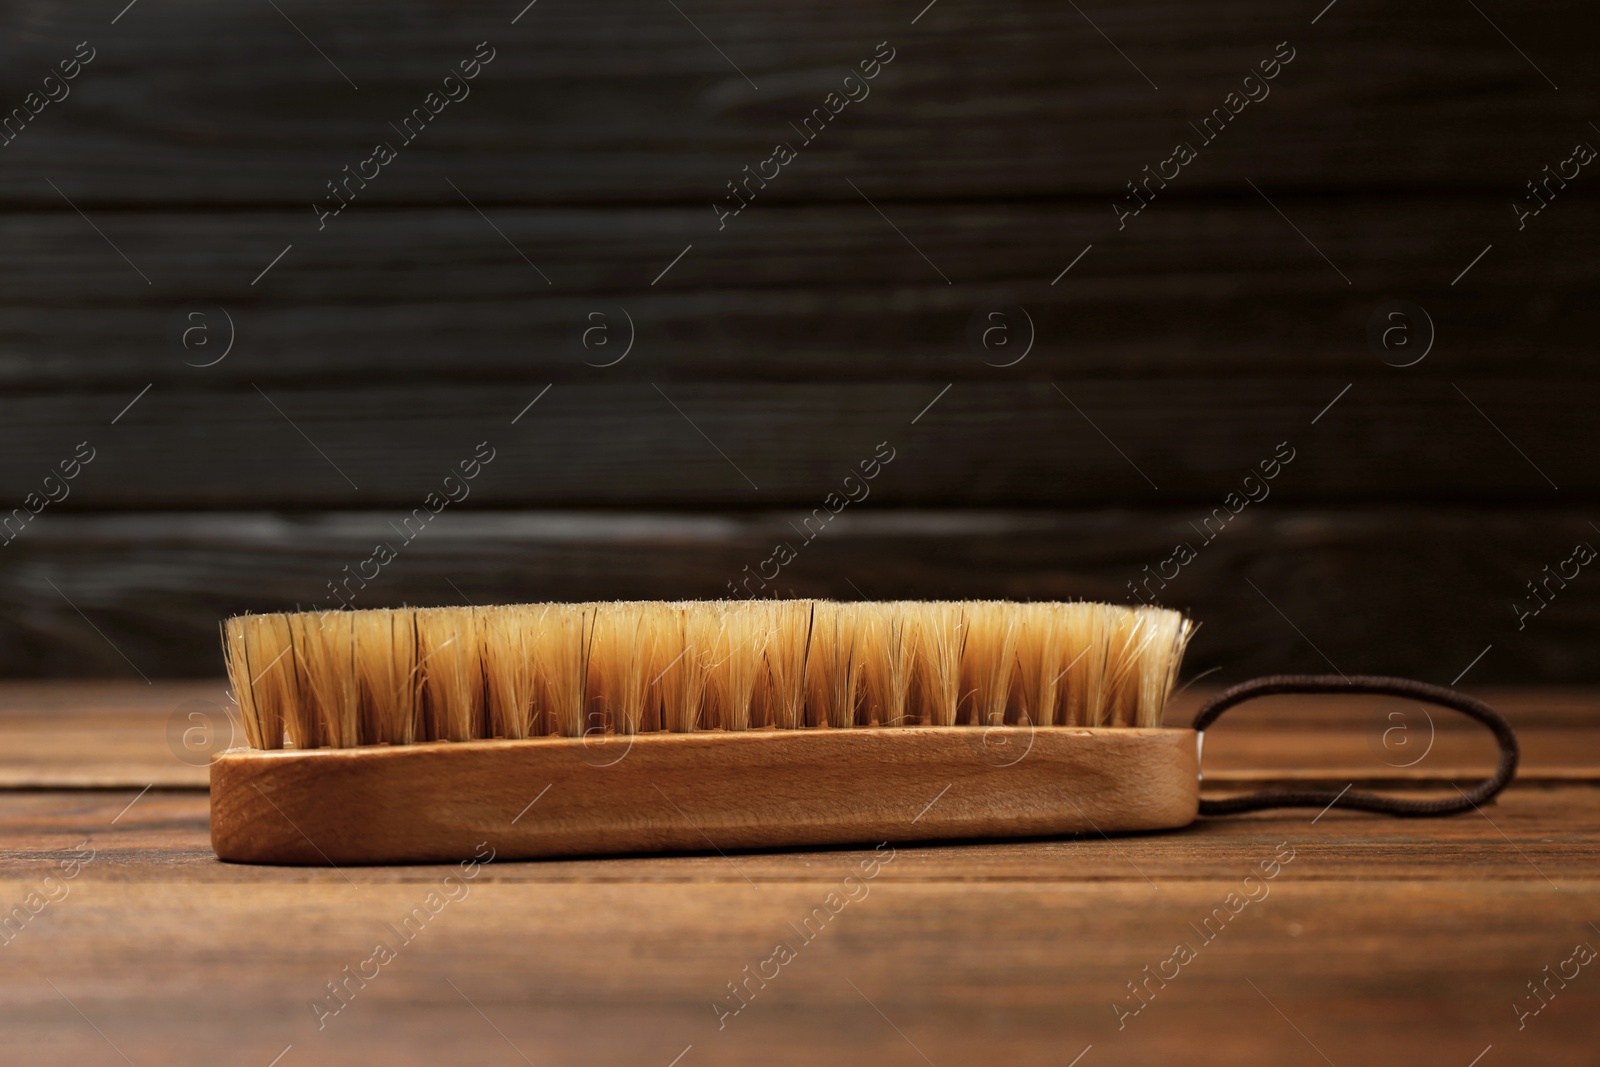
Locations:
222;600;1192;749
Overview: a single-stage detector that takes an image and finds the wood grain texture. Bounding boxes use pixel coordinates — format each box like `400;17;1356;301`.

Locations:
2;378;1594;508
3;684;1594;1062
0;2;1591;685
0;201;1593;385
210;727;1200;863
2;509;1595;680
0;0;1591;202
0;679;221;787
0;783;1595;1065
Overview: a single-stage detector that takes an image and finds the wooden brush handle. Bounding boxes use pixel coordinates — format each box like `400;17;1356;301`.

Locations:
210;727;1199;865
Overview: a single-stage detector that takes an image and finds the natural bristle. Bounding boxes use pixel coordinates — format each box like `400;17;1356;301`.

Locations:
223;600;1193;750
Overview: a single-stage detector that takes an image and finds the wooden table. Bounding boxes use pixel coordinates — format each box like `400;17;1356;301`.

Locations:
2;682;1595;1066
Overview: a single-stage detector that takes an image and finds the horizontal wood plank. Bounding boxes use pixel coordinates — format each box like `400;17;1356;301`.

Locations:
0;509;1595;679
2;881;1593;1064
0;0;1592;203
0;783;1595;1064
0;680;220;787
0;200;1592;385
3;684;1594;1064
1;378;1595;508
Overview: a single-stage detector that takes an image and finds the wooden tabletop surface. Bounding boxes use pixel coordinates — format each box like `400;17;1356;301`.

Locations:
1;682;1595;1066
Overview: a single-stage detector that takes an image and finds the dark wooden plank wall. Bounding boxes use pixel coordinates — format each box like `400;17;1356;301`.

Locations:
0;0;1594;680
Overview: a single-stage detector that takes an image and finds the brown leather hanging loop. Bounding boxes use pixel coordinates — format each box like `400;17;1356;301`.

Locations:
1192;674;1519;817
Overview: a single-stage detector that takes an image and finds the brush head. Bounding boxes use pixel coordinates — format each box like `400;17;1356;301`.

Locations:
222;600;1193;750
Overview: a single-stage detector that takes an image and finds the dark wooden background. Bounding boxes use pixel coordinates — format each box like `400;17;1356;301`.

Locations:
0;0;1595;681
